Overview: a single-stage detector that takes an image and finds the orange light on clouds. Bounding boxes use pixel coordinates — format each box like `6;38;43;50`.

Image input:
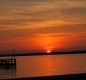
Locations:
1;32;83;52
33;34;67;52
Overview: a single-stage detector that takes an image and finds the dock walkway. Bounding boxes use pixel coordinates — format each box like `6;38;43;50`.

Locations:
0;58;16;68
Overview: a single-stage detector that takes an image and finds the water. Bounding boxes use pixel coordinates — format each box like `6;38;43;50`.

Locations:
0;54;86;79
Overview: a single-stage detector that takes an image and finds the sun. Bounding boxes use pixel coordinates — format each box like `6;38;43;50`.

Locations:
47;50;51;53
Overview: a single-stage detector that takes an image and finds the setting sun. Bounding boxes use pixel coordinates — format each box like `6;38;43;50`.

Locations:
47;50;51;53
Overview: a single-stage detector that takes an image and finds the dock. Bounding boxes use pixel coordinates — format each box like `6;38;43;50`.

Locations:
0;50;16;68
0;58;16;67
0;58;16;79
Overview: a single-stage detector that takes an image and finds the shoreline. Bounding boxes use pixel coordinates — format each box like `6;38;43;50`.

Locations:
0;51;86;57
4;73;86;80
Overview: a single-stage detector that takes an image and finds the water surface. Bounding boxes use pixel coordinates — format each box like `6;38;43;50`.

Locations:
0;54;86;79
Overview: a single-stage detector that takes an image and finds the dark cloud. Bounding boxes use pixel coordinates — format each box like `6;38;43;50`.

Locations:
0;19;26;26
61;7;86;15
35;24;86;34
0;18;44;26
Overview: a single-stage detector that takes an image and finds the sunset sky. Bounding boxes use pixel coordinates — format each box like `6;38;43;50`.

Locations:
0;0;86;54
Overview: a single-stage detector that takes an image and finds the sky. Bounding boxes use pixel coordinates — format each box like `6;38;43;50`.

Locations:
0;0;86;54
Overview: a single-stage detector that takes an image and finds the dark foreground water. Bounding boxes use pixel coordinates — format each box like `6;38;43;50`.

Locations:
0;54;86;79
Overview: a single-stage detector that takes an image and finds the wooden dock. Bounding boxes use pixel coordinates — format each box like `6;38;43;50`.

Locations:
0;58;16;67
0;50;16;68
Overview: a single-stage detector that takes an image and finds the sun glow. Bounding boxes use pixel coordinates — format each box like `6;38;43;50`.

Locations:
32;34;65;53
47;50;51;53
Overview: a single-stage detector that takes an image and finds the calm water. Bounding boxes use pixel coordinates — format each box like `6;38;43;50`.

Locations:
0;54;86;79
